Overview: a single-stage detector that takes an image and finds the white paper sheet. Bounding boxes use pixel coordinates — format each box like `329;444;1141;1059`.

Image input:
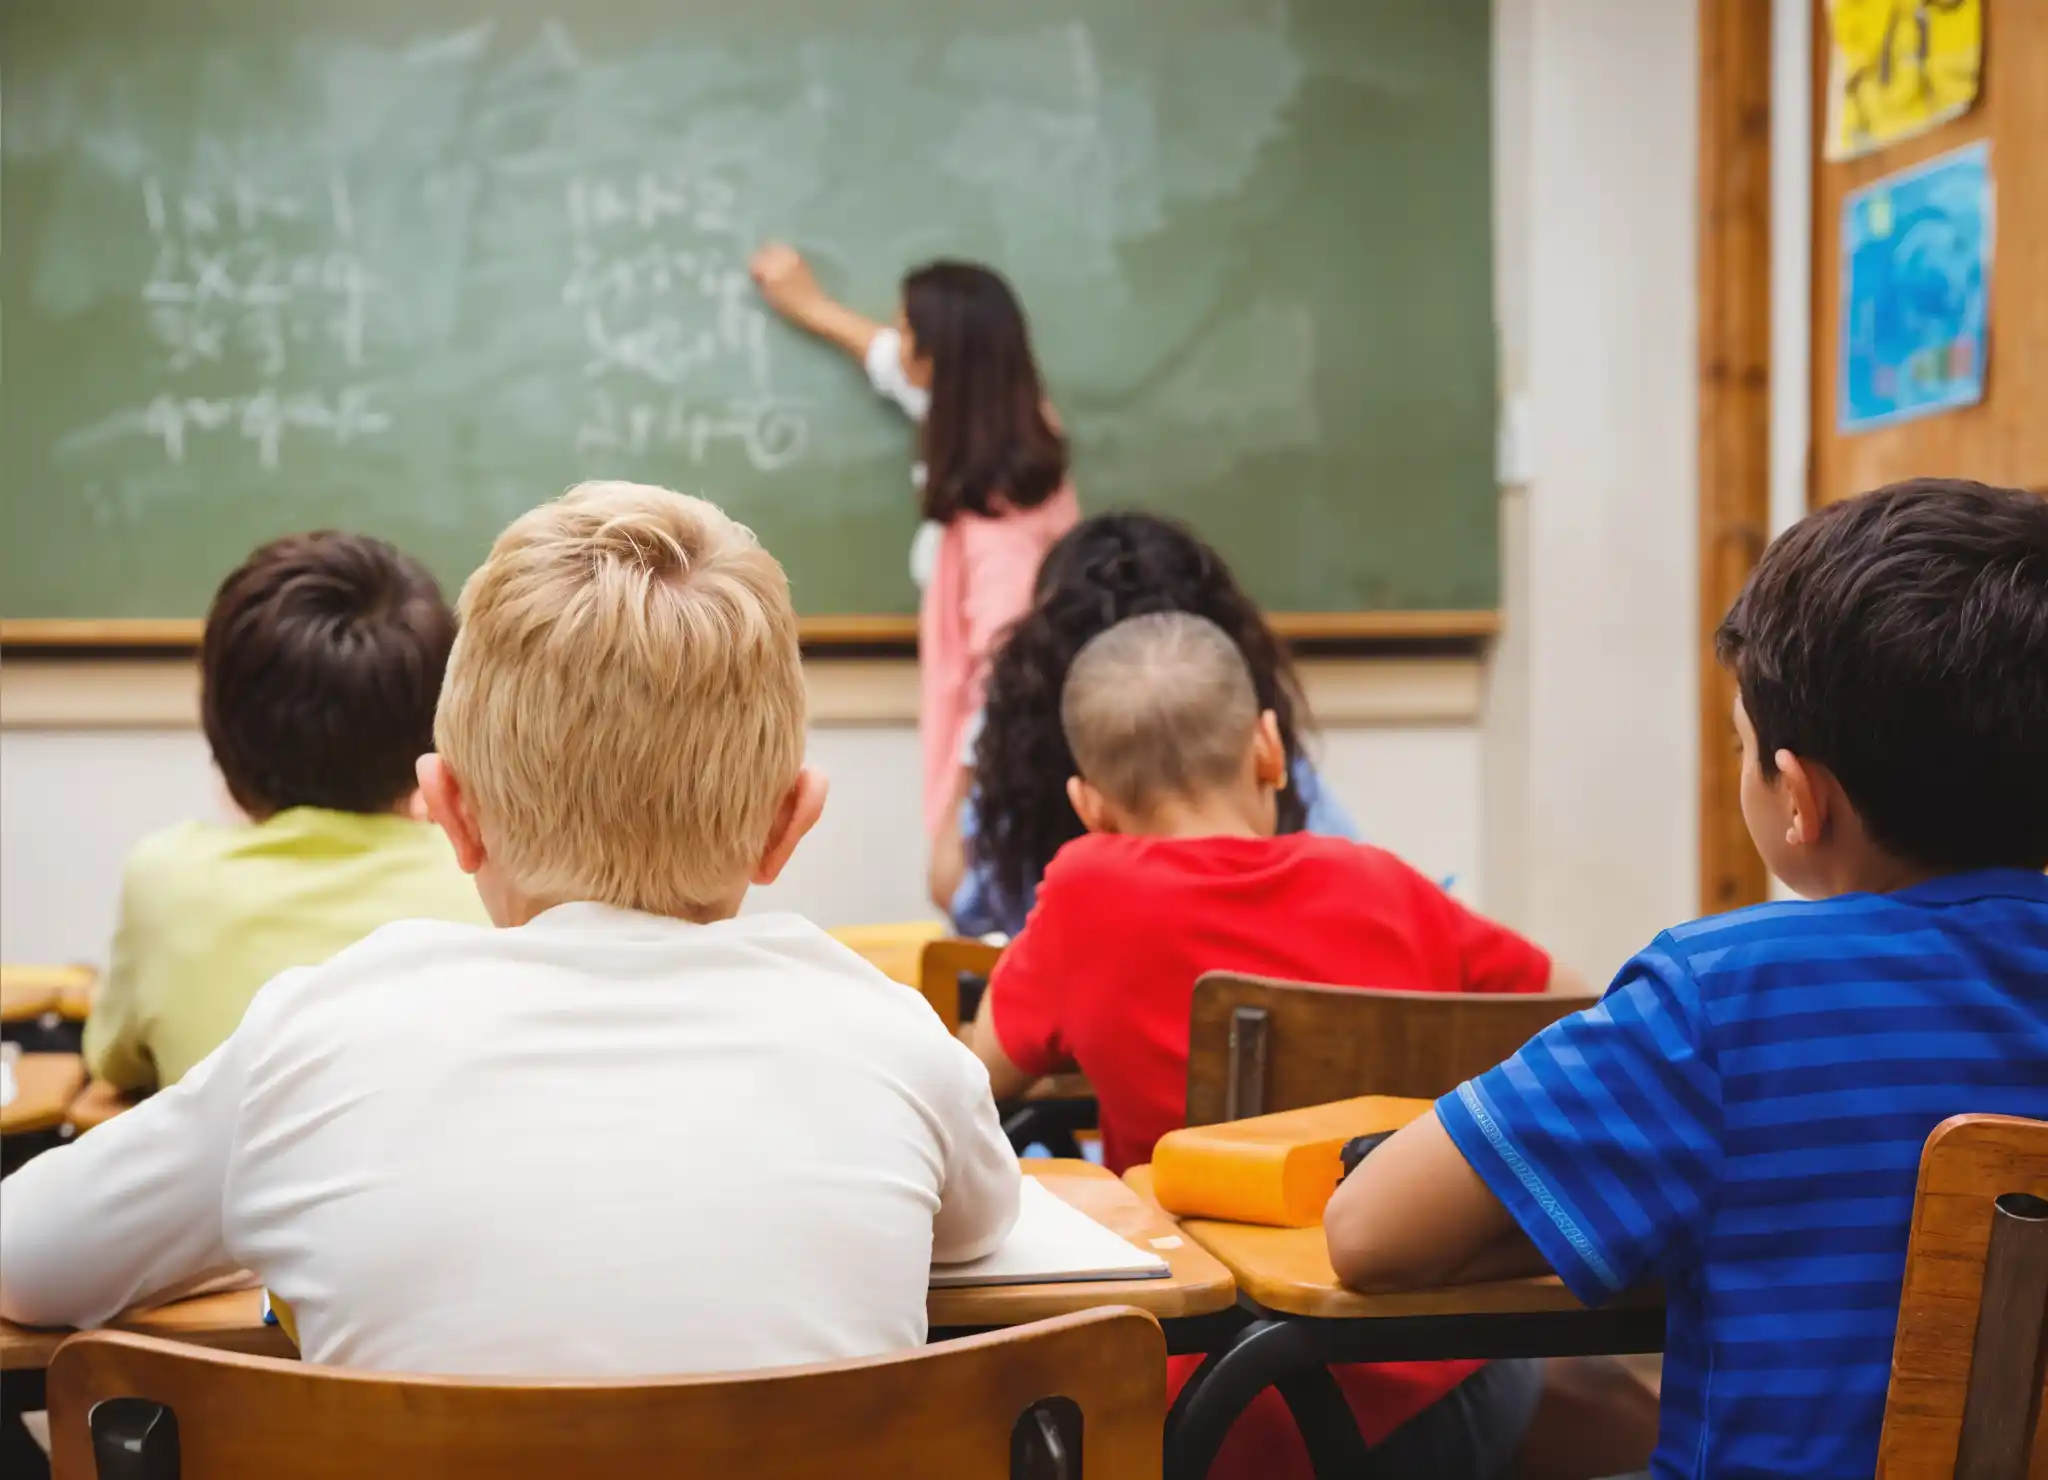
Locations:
930;1177;1171;1289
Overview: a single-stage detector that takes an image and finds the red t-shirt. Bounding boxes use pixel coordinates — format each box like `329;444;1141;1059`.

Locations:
988;831;1552;1174
986;831;1553;1471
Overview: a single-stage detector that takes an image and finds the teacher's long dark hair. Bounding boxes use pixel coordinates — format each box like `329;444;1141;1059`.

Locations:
902;261;1068;522
971;512;1312;919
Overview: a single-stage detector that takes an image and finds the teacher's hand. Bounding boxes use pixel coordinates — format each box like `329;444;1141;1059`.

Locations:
749;241;825;317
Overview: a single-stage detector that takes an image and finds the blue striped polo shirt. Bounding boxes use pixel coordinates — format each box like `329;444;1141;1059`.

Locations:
1437;869;2048;1479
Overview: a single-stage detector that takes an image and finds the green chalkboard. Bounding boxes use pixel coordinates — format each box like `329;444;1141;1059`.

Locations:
1;0;1495;624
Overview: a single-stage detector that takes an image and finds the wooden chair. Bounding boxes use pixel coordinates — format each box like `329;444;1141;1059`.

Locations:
48;1306;1165;1480
1186;973;1598;1127
830;921;949;990
918;936;1005;1035
1878;1114;2048;1480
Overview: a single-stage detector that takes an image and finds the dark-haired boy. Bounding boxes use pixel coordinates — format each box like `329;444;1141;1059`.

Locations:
1328;478;2048;1478
83;532;484;1091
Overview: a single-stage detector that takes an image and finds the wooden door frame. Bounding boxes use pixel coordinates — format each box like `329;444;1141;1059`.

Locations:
1697;0;1775;917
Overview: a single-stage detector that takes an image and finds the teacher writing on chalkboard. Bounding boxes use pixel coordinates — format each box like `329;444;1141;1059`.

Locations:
750;244;1080;846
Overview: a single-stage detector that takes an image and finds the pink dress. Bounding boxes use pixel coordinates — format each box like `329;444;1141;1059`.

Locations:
919;487;1080;836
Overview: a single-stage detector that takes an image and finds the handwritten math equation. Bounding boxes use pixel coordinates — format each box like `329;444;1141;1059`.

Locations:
115;172;392;470
566;167;809;471
64;157;813;478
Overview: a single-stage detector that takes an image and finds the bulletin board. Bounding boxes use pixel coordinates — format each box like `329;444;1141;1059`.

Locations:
1809;0;2047;505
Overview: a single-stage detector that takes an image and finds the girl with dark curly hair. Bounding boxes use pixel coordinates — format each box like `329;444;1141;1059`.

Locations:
933;511;1358;935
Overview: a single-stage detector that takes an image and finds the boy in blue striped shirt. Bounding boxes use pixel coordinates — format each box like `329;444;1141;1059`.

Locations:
1326;479;2048;1479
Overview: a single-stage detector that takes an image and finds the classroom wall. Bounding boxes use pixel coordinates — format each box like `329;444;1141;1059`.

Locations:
0;0;1704;982
0;665;1483;959
1479;0;1703;975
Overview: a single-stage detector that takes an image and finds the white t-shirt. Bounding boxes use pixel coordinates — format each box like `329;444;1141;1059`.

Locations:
866;328;945;589
0;904;1020;1376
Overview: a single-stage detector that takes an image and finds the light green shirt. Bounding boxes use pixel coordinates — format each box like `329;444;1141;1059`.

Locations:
84;808;488;1091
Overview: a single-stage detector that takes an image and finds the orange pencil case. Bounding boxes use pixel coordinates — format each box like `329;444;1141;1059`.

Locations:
1150;1096;1430;1227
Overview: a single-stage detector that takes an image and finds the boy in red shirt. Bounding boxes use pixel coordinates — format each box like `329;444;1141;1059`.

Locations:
969;611;1651;1480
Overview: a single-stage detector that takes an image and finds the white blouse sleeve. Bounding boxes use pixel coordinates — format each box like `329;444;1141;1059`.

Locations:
864;327;931;422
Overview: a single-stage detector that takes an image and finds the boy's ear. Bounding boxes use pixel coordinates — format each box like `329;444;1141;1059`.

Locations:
1066;776;1119;835
1252;710;1287;790
1773;749;1833;850
753;768;829;886
416;754;486;875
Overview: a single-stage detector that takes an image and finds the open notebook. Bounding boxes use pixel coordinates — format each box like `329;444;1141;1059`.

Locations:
929;1177;1171;1289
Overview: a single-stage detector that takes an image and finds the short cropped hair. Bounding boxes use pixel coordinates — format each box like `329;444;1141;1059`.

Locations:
435;482;805;917
201;532;453;819
1716;478;2048;872
1061;612;1260;812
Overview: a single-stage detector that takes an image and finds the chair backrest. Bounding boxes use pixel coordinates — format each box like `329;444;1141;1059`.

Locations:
1878;1115;2048;1480
1186;973;1598;1127
919;937;1006;1035
829;921;949;989
49;1306;1163;1480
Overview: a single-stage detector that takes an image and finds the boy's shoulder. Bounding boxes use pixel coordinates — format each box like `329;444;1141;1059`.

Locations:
1039;831;1145;886
1640;891;1902;989
259;914;493;1003
120;818;250;895
1645;871;2048;999
1035;830;1410;917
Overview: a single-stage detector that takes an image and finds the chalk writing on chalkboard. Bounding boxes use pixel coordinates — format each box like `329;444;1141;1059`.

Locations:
60;169;392;471
566;167;809;471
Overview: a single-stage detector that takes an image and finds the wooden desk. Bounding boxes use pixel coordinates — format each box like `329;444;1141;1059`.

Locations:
1;1054;87;1136
1130;1130;1666;1480
1;972;60;1024
1;1288;293;1374
930;1160;1232;1333
1;964;95;1022
57;975;96;1024
0;1161;1234;1381
1131;1162;1658;1322
65;1080;138;1134
1140;1096;1648;1322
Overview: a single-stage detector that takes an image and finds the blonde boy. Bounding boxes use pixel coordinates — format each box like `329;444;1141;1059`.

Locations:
1;484;1020;1374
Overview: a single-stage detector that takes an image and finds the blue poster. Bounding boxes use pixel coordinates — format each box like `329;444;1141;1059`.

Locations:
1840;141;1992;433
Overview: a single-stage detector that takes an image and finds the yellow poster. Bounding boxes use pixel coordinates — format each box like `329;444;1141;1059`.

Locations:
1826;0;1983;161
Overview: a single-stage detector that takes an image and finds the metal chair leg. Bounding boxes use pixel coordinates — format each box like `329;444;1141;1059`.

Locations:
1273;1362;1376;1480
1165;1316;1362;1480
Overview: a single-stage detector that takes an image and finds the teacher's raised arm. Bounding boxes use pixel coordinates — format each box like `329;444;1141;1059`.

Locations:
748;242;887;367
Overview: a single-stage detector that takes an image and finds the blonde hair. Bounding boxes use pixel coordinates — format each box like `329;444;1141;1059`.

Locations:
1060;612;1259;812
436;481;805;917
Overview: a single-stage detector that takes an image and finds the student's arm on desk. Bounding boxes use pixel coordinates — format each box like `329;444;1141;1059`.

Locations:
0;976;292;1326
1334;944;1722;1302
1324;1114;1552;1292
